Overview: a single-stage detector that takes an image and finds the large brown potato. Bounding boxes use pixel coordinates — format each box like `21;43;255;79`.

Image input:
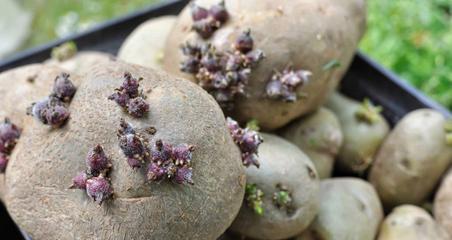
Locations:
377;205;450;240
163;0;367;130
280;107;343;178
5;61;245;240
296;178;383;240
118;16;177;70
434;169;452;237
230;133;319;240
325;92;389;174
0;64;82;200
369;109;452;209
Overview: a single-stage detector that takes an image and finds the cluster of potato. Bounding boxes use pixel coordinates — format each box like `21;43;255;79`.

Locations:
0;0;451;240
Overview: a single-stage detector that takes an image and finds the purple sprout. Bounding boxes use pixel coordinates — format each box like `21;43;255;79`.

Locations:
117;120;148;169
191;3;209;21
121;72;140;98
127;97;150;118
127;157;142;170
86;145;111;175
45;104;70;128
209;1;228;23
226;117;262;168
70;171;88;189
0;118;21;154
108;72;149;118
108;91;130;108
86;176;113;205
234;30;254;53
52;72;76;102
28;96;70;127
180;31;264;109
146;140;195;185
266;67;312;102
190;1;229;39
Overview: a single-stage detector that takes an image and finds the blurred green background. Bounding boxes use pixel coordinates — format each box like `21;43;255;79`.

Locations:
2;0;451;109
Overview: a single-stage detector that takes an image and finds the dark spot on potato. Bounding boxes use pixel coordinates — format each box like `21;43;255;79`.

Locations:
307;165;317;179
145;126;157;135
401;158;411;170
281;110;289;116
415;217;425;226
26;74;37;83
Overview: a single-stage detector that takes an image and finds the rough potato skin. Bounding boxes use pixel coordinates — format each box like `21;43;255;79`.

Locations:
118;16;177;70
45;51;113;75
5;60;245;240
369;109;452;209
230;133;320;240
280;107;343;179
434;169;452;237
296;178;383;240
377;205;450;240
325;92;389;174
0;64;82;200
163;0;367;130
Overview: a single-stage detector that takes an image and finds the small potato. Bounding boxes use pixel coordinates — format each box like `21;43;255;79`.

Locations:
325;92;389;174
230;133;320;240
434;169;452;237
296;178;383;240
118;16;176;70
369;109;452;209
280;107;343;178
45;51;113;76
164;0;367;130
377;205;450;240
0;64;82;201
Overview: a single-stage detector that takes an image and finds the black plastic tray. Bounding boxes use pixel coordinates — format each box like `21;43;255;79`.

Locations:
0;0;450;239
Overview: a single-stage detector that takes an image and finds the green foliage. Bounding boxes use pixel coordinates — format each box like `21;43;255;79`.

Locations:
22;0;158;48
360;0;452;109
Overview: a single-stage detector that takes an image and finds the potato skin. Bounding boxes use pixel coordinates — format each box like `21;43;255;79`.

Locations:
0;64;82;200
296;178;383;240
369;109;452;209
230;133;319;240
377;205;450;240
434;169;452;237
280;107;343;179
45;51;113;75
164;0;367;130
5;61;245;240
325;92;389;174
118;16;176;70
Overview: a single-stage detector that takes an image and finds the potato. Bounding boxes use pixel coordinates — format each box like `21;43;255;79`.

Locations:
377;205;450;240
325;92;389;174
5;60;245;240
0;64;84;126
230;133;319;240
369;109;452;209
434;169;452;237
163;0;367;130
118;16;177;70
45;51;113;75
0;64;83;200
296;178;383;240
280;107;343;178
